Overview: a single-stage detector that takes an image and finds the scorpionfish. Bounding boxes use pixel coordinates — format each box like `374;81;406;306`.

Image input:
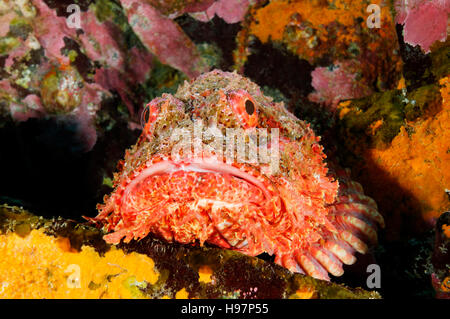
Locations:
89;70;384;280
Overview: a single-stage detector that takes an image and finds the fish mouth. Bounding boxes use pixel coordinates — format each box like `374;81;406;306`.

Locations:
123;157;274;202
117;157;282;252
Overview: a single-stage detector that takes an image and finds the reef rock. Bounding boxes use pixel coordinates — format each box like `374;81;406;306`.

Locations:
336;71;450;238
234;0;403;109
431;211;450;299
0;205;379;299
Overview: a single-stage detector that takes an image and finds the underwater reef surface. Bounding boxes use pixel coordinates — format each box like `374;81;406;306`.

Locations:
235;0;403;110
0;205;380;299
333;68;450;299
0;0;449;299
336;69;449;238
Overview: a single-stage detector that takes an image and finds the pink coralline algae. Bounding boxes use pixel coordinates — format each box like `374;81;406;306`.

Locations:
190;0;251;24
395;0;449;53
120;0;209;79
31;0;77;64
79;10;153;116
2;0;254;151
1;0;217;150
78;11;125;70
308;61;373;111
0;0;113;151
143;0;215;17
0;11;16;37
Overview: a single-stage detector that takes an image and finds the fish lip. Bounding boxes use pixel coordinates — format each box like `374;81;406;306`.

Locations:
114;156;285;254
122;157;273;202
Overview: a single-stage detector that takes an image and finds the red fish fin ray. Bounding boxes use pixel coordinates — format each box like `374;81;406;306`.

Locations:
335;193;378;210
330;203;384;228
277;254;306;274
310;245;344;277
295;251;330;281
324;238;357;265
339;215;378;244
339;229;368;254
103;228;129;244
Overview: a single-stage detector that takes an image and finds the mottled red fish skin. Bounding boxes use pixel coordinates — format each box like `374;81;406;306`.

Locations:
88;70;384;281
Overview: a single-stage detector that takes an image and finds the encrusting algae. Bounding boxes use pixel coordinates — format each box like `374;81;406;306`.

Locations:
0;229;159;298
249;0;388;45
366;77;450;222
198;265;214;284
336;76;450;235
235;0;402;97
0;205;380;299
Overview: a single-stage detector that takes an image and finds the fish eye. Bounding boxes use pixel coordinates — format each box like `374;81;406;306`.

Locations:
140;105;150;128
245;99;255;115
226;89;259;128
